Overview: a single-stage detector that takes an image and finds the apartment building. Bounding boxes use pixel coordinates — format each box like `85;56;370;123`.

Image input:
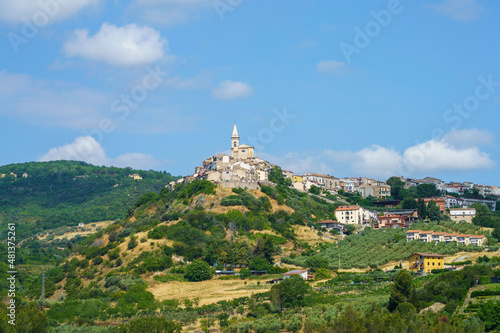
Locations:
407;230;486;247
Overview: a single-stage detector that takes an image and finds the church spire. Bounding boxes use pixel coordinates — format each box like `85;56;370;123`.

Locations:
232;123;239;138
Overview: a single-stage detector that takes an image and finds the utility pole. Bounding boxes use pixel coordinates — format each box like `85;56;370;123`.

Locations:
41;270;45;309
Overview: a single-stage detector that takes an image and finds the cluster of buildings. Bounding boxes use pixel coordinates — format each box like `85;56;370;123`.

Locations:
405;177;500;200
406;229;487;246
317;203;481;235
317;205;418;234
169;124;273;190
290;174;391;200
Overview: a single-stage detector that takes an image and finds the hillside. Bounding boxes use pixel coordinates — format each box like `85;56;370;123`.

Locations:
0;161;178;239
2;178;500;332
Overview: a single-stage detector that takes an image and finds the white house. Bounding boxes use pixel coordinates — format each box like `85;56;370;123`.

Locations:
449;208;476;223
282;269;308;280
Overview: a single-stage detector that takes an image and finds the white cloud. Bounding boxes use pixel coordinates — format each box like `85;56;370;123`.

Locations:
260;129;495;179
63;23;167;66
352;146;402;176
429;0;484;22
212;80;253;100
0;0;100;24
316;60;346;74
39;136;109;166
402;139;495;172
39;136;162;170
443;128;495;148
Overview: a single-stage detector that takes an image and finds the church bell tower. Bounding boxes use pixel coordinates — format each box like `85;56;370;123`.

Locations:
231;123;239;158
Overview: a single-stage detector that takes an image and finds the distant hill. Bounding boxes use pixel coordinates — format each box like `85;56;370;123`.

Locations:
0;161;178;238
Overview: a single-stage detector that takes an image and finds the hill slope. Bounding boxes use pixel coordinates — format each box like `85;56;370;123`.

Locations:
0;161;177;238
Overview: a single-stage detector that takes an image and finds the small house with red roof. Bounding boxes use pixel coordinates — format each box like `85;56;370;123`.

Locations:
282;269;308;280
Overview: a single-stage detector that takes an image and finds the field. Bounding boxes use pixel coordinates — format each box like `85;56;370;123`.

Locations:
38;221;114;241
148;276;274;306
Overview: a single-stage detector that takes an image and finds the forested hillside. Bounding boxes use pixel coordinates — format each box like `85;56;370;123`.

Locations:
1;175;500;332
0;161;177;238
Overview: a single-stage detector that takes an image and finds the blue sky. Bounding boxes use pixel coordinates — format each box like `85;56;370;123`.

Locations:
1;0;499;185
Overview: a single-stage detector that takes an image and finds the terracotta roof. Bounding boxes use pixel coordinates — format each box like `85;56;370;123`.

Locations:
406;230;422;233
432;232;446;235
335;205;361;211
445;233;459;236
283;269;308;275
420;231;434;234
470;235;486;238
412;252;445;258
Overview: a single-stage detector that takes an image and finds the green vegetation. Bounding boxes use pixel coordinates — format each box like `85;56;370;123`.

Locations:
388;270;418;312
285;224;486;270
0;161;177;239
2;162;499;332
184;260;213;282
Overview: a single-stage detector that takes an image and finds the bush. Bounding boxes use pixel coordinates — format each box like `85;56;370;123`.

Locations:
118;316;181;333
239;269;251;279
479;276;491;285
128;236;138;250
471;290;500;297
184;260;213;282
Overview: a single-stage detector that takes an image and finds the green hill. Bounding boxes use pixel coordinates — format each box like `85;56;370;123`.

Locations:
0;161;178;239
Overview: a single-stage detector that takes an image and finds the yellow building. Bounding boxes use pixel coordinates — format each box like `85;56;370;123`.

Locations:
408;252;444;273
293;175;303;183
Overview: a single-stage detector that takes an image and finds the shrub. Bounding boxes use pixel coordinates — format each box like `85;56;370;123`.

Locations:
128;236;138;250
184;260;213;282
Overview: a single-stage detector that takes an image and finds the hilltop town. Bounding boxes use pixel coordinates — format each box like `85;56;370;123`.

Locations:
167;124;499;234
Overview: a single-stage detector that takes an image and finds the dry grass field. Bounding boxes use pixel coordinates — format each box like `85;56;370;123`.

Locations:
148;278;272;306
38;220;114;241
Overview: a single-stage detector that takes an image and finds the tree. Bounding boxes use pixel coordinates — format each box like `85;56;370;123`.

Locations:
472;203;500;228
314;267;332;280
118;316;181;333
253;236;277;264
402;197;418;209
477;301;500;331
463;188;484;199
308;185;321;195
249;257;272;272
345;224;356;236
388;270;418;312
268;166;291;186
286;315;303;333
417;198;426;220
492;227;500;242
270;275;310;310
184;260;213;282
415;184;440;198
387;177;406;200
426;201;441;221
